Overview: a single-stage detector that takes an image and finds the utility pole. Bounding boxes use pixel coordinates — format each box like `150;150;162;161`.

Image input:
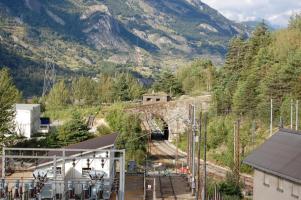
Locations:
176;119;179;174
188;104;192;174
233;121;236;165
196;112;202;200
291;99;294;129
279;116;283;128
296;100;299;131
252;120;256;151
187;125;190;173
202;113;207;200
233;120;240;184
192;104;196;196
270;99;273;136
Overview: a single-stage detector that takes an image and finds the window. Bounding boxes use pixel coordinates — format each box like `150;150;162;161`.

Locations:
292;183;299;198
277;178;284;192
263;173;269;186
146;98;152;101
52;167;62;175
56;167;62;175
82;168;91;177
156;98;160;102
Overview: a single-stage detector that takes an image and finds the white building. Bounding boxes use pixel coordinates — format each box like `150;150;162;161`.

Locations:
244;129;301;200
15;104;41;138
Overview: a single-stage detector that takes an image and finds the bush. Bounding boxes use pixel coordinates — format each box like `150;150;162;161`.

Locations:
105;104;147;164
97;124;112;136
207;116;228;149
58;111;92;145
219;173;243;199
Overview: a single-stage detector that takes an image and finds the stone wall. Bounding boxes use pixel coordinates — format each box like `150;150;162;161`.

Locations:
131;94;212;141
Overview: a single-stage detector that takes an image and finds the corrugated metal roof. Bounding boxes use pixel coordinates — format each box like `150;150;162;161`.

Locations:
37;133;118;166
0;133;119;173
65;132;118;150
49;132;118;157
244;129;301;184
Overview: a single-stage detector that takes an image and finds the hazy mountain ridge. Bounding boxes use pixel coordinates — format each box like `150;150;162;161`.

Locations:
0;0;250;66
0;0;252;96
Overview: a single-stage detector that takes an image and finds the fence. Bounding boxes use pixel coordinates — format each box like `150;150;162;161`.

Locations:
1;147;125;200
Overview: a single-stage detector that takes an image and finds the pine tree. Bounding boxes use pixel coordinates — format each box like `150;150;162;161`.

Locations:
113;73;131;101
112;73;144;101
153;70;183;96
71;77;97;105
288;13;301;31
0;68;21;138
98;75;114;103
46;80;70;109
58;111;92;145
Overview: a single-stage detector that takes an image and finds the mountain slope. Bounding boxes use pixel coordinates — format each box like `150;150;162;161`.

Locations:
0;0;250;95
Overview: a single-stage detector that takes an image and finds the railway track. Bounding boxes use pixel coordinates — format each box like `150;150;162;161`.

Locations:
154;174;193;200
150;140;253;189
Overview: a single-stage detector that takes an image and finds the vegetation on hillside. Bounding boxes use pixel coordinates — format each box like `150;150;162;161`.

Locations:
44;72;144;110
57;111;92;145
177;59;216;95
171;16;301;175
152;70;184;96
0;68;22;146
0;0;255;97
1;2;300;187
105;104;147;164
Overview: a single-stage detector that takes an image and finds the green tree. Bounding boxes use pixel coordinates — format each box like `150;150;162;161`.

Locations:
224;36;246;75
96;124;112;136
106;104;147;164
218;173;243;199
58;111;92;145
0;68;21;138
71;76;97;105
233;73;260;116
97;75;114;103
46;80;70;110
112;73;144;101
153;70;183;96
177;59;215;94
289;13;301;30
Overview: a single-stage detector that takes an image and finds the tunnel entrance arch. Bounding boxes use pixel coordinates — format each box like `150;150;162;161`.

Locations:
125;94;212;141
148;114;169;141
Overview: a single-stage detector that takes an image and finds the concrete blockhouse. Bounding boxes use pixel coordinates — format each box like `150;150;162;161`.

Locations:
15;104;41;138
142;92;171;105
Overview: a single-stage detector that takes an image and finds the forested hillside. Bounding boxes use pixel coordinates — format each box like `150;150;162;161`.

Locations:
0;0;252;96
168;15;301;171
215;16;301;123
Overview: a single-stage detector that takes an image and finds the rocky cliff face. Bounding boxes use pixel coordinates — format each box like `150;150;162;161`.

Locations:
0;0;250;69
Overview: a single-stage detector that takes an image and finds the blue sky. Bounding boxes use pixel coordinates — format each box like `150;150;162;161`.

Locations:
201;0;301;27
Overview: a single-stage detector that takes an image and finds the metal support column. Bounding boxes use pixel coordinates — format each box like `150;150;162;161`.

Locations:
291;99;294;129
202;113;207;200
62;149;66;199
2;147;5;179
53;155;57;200
270;99;273;136
196;112;202;200
192;105;196;196
296;100;299;131
119;150;125;200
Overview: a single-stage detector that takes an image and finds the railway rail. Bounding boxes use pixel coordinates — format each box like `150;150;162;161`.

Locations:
150;140;253;190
